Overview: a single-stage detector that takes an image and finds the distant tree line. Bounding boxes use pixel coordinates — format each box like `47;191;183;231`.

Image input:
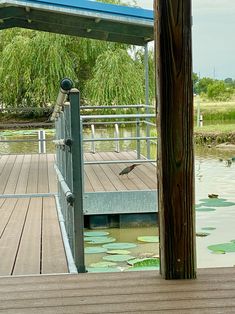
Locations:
193;73;235;101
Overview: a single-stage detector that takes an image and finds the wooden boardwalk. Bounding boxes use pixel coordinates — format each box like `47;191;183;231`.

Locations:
0;196;68;276
0;267;235;313
0;152;157;195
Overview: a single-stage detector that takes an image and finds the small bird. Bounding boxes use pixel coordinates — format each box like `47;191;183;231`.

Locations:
119;164;140;177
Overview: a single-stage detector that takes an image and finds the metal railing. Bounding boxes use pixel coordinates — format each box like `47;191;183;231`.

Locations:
52;78;157;273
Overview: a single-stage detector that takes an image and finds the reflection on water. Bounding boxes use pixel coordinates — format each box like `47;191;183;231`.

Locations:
1;127;235;269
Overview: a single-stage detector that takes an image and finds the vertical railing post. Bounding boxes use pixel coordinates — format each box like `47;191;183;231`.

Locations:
69;88;86;273
91;124;96;154
38;130;46;154
136;111;141;159
114;123;120;153
145;43;151;160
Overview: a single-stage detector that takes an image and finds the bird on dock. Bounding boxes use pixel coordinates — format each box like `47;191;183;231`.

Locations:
119;164;140;177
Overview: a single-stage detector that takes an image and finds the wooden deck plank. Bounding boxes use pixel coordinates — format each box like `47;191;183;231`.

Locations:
4;155;24;194
127;151;158;182
104;152;141;190
0;198;29;276
41;197;68;274
38;154;49;193
0;197;6;207
14;155;31;194
13;198;42;275
0;269;235;313
84;157;106;192
119;151;157;189
0;198;17;236
85;153;117;191
47;154;57;193
26;154;39;194
0;154;9;175
0;155;17;194
95;152;128;191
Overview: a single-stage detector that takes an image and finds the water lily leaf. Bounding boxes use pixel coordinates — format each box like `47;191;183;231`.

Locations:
196;232;210;237
199;198;235;207
199;198;227;203
87;267;120;273
128;266;160;271
201;227;216;231
85;247;107;254
195;207;216;212
107;250;131;255
89;261;117;268
84;231;109;237
208;242;235;253
84;237;116;244
103;242;137;250
211;250;226;255
137;236;159;243
103;255;135;262
132;258;160;268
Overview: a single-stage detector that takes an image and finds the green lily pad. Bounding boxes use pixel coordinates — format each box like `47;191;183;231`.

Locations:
107;250;131;255
89;261;117;268
137;236;159;243
195;207;216;212
84;231;109;237
196;232;210;237
211;250;226;255
87;267;120;273
85;247;107;254
199;198;227;203
103;255;135;262
208;241;235;253
103;242;137;250
199;198;235;207
128;266;160;271
84;237;116;244
132;258;160;268
201;227;216;231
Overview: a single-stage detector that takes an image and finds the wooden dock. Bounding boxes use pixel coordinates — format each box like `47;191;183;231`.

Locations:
1;154;235;312
0;152;157;196
0;196;68;276
0;267;235;313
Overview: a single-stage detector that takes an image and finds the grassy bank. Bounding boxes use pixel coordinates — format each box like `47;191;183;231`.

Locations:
194;124;235;145
194;98;235;121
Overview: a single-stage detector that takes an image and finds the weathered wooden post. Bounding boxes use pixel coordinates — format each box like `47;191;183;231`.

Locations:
155;0;196;279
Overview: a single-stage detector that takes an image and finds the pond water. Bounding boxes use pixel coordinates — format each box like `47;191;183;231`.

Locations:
0;127;235;271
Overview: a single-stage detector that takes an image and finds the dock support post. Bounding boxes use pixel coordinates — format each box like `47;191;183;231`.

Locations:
144;43;151;160
38;130;46;154
69;88;86;273
155;0;196;279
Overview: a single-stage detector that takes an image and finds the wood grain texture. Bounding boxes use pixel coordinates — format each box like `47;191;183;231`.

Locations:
155;0;196;278
0;268;235;313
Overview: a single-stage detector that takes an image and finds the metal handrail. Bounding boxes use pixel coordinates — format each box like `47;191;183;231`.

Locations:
81;113;155;120
83;136;157;142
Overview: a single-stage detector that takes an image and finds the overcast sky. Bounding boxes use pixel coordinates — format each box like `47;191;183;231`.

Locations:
134;0;235;79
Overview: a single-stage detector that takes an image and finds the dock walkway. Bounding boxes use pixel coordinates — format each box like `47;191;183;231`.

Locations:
0;152;157;196
0;267;235;313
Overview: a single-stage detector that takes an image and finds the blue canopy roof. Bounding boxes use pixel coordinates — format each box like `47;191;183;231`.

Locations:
0;0;154;45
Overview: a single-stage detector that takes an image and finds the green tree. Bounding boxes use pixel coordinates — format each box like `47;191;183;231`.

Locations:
207;81;234;101
197;77;214;95
85;48;145;107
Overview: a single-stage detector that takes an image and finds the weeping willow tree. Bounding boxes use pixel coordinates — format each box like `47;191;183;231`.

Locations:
85;48;145;107
0;0;154;116
0;31;77;112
